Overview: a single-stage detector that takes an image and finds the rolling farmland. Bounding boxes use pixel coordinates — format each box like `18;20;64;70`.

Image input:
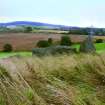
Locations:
0;33;105;51
0;33;86;51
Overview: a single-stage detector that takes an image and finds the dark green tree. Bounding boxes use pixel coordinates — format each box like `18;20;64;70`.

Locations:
68;28;88;35
24;26;32;33
60;36;72;46
48;38;53;45
37;40;50;48
95;39;103;43
3;44;13;52
95;29;105;36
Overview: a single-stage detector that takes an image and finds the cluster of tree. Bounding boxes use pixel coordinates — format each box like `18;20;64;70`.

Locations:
37;38;53;48
0;26;33;33
95;29;105;36
1;26;105;36
37;36;72;48
0;27;10;33
68;28;89;35
68;28;105;36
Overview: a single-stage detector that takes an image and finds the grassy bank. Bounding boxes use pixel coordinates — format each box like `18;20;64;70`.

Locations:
0;54;105;105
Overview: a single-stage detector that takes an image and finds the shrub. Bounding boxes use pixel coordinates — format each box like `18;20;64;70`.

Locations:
24;26;32;33
48;38;53;45
37;40;50;48
95;39;103;43
3;44;13;52
60;36;72;46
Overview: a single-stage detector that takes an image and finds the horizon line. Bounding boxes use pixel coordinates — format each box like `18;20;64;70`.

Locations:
0;20;101;28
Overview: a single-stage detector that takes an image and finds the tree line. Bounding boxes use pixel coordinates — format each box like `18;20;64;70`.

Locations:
1;26;105;36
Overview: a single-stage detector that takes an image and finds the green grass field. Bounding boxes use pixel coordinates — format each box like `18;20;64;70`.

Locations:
95;43;105;53
73;43;105;53
0;52;32;58
0;43;105;58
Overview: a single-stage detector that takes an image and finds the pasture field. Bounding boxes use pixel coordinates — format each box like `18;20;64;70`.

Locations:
73;43;105;53
0;33;105;58
0;43;105;58
0;33;105;51
0;33;88;51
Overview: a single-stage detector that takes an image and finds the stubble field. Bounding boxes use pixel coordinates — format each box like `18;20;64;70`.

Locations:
0;33;86;51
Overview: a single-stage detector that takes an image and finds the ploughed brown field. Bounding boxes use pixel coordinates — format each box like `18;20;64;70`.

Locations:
0;33;104;51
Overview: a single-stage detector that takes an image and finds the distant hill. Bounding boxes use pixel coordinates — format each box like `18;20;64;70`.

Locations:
0;21;80;30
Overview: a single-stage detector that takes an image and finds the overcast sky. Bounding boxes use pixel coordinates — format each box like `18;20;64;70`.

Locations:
0;0;105;27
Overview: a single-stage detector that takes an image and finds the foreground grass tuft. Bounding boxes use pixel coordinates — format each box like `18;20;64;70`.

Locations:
0;54;105;105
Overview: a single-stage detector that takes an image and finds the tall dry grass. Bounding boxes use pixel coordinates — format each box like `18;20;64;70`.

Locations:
0;53;105;105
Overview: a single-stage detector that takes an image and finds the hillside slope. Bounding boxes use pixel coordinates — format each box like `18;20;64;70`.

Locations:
0;54;105;105
0;21;72;30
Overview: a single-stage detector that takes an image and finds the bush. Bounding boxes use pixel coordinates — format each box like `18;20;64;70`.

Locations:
95;39;103;43
60;36;72;46
48;38;53;45
37;40;50;48
3;44;13;52
24;26;32;33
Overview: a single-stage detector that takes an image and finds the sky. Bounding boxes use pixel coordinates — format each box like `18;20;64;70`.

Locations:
0;0;105;27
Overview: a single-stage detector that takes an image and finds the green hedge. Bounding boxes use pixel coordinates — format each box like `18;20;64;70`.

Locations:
32;46;77;56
